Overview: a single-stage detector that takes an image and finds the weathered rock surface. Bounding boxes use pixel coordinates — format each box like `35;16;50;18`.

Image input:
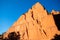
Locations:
3;2;60;40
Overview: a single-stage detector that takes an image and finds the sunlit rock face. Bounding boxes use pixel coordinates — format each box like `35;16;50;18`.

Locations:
3;2;60;40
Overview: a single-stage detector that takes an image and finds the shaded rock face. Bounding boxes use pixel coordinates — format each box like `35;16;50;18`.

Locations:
51;34;60;40
3;2;60;40
53;14;60;30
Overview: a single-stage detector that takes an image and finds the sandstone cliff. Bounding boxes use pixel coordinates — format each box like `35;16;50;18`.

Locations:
3;2;60;40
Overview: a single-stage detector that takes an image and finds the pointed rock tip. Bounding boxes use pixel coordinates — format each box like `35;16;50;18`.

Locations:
32;2;45;11
51;10;60;15
36;2;43;7
35;2;40;5
35;2;42;6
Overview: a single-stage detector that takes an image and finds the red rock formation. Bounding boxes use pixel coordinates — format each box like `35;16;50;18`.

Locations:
3;2;60;40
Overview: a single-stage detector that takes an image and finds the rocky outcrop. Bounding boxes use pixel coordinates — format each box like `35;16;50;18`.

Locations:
3;2;60;40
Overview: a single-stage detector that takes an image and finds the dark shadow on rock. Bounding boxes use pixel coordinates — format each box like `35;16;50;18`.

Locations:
51;34;60;40
53;14;60;31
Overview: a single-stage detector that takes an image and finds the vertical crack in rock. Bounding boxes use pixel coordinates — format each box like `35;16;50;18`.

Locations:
36;19;39;23
43;30;47;36
36;19;42;28
26;27;29;39
31;11;34;20
22;32;25;39
39;29;43;36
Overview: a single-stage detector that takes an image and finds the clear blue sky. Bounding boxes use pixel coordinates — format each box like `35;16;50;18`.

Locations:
0;0;60;34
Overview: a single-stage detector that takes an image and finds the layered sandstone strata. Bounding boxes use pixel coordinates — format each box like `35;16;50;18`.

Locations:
3;2;60;40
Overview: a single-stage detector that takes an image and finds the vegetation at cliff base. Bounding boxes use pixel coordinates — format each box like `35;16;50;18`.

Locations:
0;32;20;40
